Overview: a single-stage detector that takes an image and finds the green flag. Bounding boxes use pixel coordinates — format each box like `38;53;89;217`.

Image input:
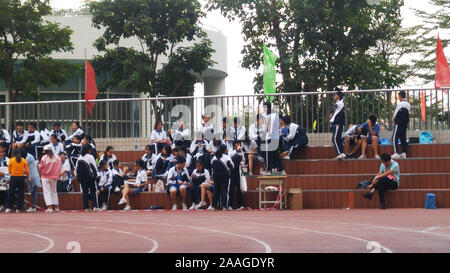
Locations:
263;44;278;102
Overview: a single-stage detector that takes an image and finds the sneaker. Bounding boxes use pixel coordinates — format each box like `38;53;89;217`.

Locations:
249;172;253;176
362;192;373;200
189;203;196;210
260;170;271;176
182;203;188;211
374;154;381;160
171;204;177;211
278;170;287;176
118;197;127;205
391;153;400;159
84;208;91;212
5;209;12;213
45;208;54;213
92;207;102;212
335;153;347;160
123;205;131;211
26;207;37;213
207;205;215;211
400;153;407;158
101;204;108;210
236;206;245;210
345;153;354;159
195;201;207;210
54;208;61;212
227;207;233;211
114;187;120;193
380;202;387;209
358;154;366;160
223;208;227;211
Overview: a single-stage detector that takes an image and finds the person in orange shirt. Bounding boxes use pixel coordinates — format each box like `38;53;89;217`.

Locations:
5;148;29;213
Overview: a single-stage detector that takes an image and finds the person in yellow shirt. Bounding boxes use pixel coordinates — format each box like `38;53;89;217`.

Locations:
5;148;29;213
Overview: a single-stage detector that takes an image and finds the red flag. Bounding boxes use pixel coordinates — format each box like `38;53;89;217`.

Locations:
435;34;450;93
420;90;426;122
85;59;98;115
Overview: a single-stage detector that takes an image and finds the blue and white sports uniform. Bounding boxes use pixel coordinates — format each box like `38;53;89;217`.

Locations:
166;166;190;194
361;122;381;144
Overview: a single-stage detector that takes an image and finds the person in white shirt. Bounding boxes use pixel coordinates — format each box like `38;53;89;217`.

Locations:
75;145;100;212
0;143;10;211
169;121;191;149
151;121;170;154
228;117;246;142
228;140;245;210
57;152;72;192
11;122;28;155
0;125;11;149
96;160;113;210
166;157;190;210
99;146;117;169
242;137;261;176
189;160;211;210
199;114;214;141
260;102;285;175
391;91;411;159
142;145;157;176
118;159;148;211
24;123;41;159
39;122;50;145
66;122;85;145
343;124;365;158
279;116;308;160
50;123;68;143
49;134;64;157
178;146;192;173
211;144;234;210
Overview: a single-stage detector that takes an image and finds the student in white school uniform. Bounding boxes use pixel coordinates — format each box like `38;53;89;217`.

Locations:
190;132;210;171
166;157;190;210
39;122;50;145
189;160;210;210
11;122;28;155
50;123;68;143
24;123;41;159
49;134;64;157
57;152;72;193
99;146;117;169
66;122;85;145
228;117;246;141
211;144;234;210
169;121;191;149
0;143;10;211
118;159;148;211
391;90;411;159
0;124;11;153
151;121;170;154
279;116;308;160
96;160;113;210
228;140;245;210
142;144;157;176
200;114;214;141
76;145;100;212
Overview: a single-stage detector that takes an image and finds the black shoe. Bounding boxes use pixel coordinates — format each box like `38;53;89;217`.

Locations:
380;202;386;209
362;192;373;200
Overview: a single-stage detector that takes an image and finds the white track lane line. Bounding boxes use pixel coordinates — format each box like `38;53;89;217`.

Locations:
33;223;159;253
0;229;55;253
56;218;272;253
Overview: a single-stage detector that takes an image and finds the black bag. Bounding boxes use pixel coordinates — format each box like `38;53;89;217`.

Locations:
356;180;371;189
409;137;419;144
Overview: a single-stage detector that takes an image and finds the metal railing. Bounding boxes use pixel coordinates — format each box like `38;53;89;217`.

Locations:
0;88;448;140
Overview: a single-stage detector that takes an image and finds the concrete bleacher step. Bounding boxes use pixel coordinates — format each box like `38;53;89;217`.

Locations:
25;188;450;210
245;173;450;190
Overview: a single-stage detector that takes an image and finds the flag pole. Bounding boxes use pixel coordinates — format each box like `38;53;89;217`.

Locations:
84;48;88;132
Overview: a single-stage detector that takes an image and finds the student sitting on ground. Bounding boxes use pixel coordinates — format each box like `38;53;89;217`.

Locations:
362;153;400;209
118;159;148;211
167;157;190;211
343;124;366;158
57;152;72;193
100;146;117;169
142;145;157;176
359;115;381;159
111;160;131;193
96;160;113;210
153;145;170;179
188;161;210;210
280;116;308;160
0;143;10;212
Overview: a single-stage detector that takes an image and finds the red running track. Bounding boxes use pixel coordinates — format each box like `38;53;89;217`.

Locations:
0;209;449;253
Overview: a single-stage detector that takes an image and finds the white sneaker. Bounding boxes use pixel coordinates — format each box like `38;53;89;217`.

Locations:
182;203;188;211
114;187;120;192
118;197;126;205
84;208;91;212
0;205;4;212
26;207;36;213
189;203;196;210
279;170;286;176
4;208;12;213
374;154;381;160
123;205;131;211
195;201;207;209
45;208;54;213
260;171;271;176
400;153;407;158
92;207;101;212
171;204;177;211
101;204;108;210
223;208;227;211
336;153;347;160
391;153;400;159
54;208;60;212
236;206;245;210
358;154;366;160
227;207;233;211
207;206;215;211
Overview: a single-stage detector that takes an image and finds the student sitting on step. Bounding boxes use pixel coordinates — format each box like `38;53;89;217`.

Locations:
111;160;132;193
65;135;83;170
153;145;170;179
279;115;308;160
99;146;117;169
118;159;148;211
24;123;41;159
359;115;381;160
362;153;400;209
142;145;157;176
166;157;190;211
178;146;192;175
166;146;179;172
343;124;366;159
188;160;210;210
241;136;262;176
0;143;10;212
96;160;113;210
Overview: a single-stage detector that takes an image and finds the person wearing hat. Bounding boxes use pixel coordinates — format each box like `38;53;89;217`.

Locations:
38;144;62;212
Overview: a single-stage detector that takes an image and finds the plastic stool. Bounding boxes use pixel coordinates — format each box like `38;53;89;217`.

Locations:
425;193;437;209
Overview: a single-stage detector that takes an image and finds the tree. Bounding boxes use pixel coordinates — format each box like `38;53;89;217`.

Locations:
89;0;215;119
0;0;76;131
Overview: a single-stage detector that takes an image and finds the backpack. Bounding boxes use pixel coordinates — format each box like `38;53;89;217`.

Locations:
356;180;371;189
419;131;433;144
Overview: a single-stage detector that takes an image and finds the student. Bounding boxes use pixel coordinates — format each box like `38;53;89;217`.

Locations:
118;159;148;211
5;148;29;213
82;135;98;159
151;121;170;154
11;122;29;154
280;116;308;160
49;134;64;157
211;144;234;210
22;148;41;212
166;146;179;171
66;122;85;145
50;123;68;143
362;153;400;209
228;117;246;141
200;114;214;141
260;102;285;175
196;179;216;210
57;152;72;193
0;124;11;153
188;161;210;210
190;133;209;172
221;117;228;141
169;121;191;149
360;116;381;159
153;145;170;179
330;91;346;160
38;145;62;213
392;91;411;159
96;160;113;210
111;160;131;193
343;124;365;158
166;157;190;210
39;122;50;146
65;135;83;169
178;146;192;174
242;136;261;176
228;140;245;210
100;146;117;169
0;143;10;211
24;123;41;159
142;145;157;176
76;145;100;212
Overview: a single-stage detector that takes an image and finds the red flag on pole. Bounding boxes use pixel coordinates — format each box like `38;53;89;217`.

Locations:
435;34;450;93
420;90;426;122
85;59;98;115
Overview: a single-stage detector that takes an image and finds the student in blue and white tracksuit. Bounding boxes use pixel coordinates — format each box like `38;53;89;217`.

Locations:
188;160;210;209
49;134;64;157
118;159;148;211
75;145;100;212
392;91;411;159
142;144;157;176
211;144;234;210
228;140;245;210
50;123;68;144
11;122;28;154
96;160;113;210
151;121;170;155
0;143;10;211
66;122;85;145
167;157;190;210
24;123;41;159
330;91;346;159
0;125;11;154
280;116;308;160
99;146;117;169
190;134;210;172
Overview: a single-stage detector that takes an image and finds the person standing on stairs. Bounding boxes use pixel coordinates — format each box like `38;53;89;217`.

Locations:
330;91;346;160
391;91;410;159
